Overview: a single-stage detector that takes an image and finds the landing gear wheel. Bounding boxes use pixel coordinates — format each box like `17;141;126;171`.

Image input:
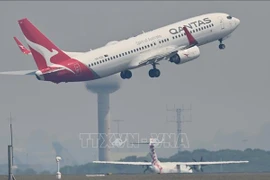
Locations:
218;39;225;50
155;69;160;77
120;70;132;79
219;44;226;50
149;69;160;78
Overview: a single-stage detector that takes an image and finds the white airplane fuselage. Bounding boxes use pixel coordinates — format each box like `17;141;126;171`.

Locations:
149;162;193;174
75;12;239;80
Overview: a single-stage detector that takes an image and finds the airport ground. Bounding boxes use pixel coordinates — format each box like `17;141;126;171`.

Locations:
1;173;270;180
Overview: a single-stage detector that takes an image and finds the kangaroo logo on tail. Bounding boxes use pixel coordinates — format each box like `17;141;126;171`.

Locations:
25;37;75;74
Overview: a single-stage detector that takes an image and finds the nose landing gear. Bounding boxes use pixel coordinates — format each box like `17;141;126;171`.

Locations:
218;39;226;50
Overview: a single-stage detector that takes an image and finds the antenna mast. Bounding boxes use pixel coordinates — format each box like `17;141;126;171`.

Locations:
8;113;15;166
166;105;192;153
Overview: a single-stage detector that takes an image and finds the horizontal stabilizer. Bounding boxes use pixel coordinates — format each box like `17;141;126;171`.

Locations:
0;70;36;75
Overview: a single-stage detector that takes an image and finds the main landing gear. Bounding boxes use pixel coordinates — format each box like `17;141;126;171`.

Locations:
148;63;160;78
218;39;226;50
120;70;132;79
120;63;161;79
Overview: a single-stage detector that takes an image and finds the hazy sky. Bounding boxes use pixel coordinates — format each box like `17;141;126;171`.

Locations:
0;1;270;167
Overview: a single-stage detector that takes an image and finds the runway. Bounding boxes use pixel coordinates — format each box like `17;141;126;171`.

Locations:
3;173;270;180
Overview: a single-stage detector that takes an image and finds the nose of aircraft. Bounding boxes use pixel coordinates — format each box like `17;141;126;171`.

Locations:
234;17;240;26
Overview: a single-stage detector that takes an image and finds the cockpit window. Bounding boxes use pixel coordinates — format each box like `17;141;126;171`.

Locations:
227;15;232;19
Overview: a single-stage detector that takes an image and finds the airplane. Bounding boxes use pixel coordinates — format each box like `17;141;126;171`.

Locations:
92;138;249;174
0;13;240;84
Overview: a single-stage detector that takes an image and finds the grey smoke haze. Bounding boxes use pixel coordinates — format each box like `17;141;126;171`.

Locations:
0;1;269;166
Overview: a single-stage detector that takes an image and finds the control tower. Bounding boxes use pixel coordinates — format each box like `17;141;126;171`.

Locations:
85;74;122;161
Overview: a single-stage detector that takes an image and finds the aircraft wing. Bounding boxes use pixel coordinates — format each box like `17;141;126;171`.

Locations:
0;70;36;75
136;46;179;66
129;26;198;68
92;161;151;166
163;160;249;166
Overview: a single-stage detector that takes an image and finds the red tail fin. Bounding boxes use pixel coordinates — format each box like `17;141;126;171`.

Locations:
18;18;71;70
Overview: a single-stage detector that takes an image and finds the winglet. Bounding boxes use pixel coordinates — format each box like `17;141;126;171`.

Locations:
183;26;198;46
13;37;31;55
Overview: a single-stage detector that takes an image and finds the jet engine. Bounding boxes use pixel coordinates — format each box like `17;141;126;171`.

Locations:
169;46;200;65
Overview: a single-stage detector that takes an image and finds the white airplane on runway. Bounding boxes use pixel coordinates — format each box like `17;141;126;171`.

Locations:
1;12;240;84
93;138;249;174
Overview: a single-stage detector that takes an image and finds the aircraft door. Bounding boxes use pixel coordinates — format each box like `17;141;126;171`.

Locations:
218;17;225;30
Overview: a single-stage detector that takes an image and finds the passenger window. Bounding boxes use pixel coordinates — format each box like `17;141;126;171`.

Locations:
147;45;150;48
128;51;130;54
119;54;121;57
154;43;156;45
142;47;144;49
91;63;93;66
102;60;105;62
122;53;124;56
131;50;133;53
97;62;99;64
139;47;142;50
94;62;96;65
113;56;115;59
125;52;127;55
227;15;232;19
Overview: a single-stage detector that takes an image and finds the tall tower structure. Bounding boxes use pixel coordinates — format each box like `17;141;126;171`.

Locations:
85;74;122;161
167;105;192;153
7;113;15;167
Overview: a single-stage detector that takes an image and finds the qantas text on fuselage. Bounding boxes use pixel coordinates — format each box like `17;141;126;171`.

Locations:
0;13;240;83
169;17;212;34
